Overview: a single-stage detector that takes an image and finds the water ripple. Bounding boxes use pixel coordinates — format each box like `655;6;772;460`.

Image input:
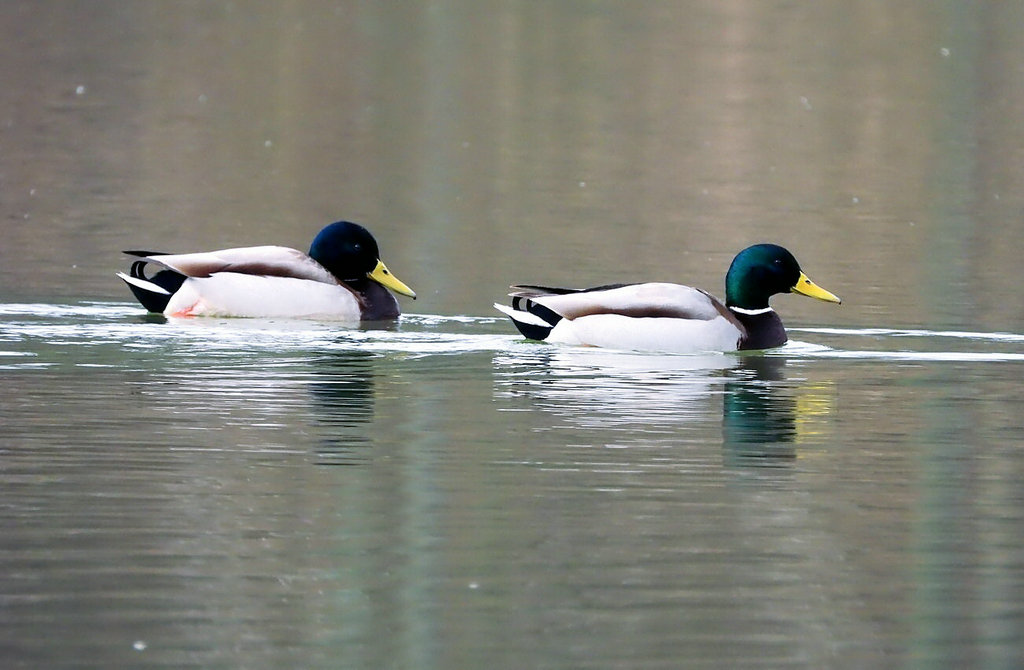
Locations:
792;326;1024;343
1;302;1021;364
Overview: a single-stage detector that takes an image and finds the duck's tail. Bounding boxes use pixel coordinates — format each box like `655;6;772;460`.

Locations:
117;254;186;314
494;300;563;341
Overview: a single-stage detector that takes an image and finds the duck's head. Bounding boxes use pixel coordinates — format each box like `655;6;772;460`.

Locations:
725;244;840;310
309;221;416;298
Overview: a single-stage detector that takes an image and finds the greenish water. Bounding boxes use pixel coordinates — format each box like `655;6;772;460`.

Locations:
2;304;1023;668
3;1;1024;668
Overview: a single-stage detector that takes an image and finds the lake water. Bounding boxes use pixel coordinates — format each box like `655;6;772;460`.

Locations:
2;3;1024;669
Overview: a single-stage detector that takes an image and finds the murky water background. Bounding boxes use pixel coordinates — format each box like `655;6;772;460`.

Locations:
2;3;1024;668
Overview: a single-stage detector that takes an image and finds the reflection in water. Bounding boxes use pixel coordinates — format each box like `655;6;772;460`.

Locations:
494;347;736;430
722;356;797;465
307;350;378;466
495;346;838;470
2;304;1023;666
722;356;837;466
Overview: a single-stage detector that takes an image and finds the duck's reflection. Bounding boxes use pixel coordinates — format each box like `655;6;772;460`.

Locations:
722;356;797;466
721;355;837;467
307;350;378;465
495;347;835;469
493;347;737;428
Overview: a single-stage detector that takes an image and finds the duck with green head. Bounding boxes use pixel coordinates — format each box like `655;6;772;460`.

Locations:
494;243;840;353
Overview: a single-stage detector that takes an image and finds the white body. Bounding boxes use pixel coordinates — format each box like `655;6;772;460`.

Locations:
495;282;746;354
165;273;362;320
543;312;742;353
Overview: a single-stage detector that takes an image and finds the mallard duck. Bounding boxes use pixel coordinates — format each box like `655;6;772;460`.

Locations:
494;244;840;353
117;220;416;320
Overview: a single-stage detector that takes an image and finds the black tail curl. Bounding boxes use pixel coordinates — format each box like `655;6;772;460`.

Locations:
122;258;186;313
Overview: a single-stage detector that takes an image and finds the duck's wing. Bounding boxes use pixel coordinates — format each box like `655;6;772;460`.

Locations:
124;246;338;284
509;283;634;297
510;282;726;321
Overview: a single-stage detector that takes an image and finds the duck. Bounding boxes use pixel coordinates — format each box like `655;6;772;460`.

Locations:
117;220;416;320
494;243;840;353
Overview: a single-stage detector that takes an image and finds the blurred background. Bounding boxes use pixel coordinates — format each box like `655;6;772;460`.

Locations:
2;1;1022;331
3;3;1024;669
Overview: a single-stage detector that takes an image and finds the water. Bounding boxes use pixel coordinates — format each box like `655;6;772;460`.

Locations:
3;2;1024;668
2;303;1022;668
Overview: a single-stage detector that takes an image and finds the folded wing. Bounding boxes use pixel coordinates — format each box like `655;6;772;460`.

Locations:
510;282;725;321
124;246;338;285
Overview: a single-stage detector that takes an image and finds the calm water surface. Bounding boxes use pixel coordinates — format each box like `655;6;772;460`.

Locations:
3;2;1024;669
2;305;1023;668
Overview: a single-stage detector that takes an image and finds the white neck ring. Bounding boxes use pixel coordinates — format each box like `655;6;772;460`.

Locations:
729;306;775;316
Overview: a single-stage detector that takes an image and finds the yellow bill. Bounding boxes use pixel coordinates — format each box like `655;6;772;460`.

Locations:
368;259;417;299
791;272;841;304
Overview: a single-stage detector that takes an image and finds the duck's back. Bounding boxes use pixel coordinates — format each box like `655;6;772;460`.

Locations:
522;282;723;321
140;246;338;284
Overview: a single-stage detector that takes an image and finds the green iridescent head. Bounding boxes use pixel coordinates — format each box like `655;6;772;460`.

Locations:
725;244;840;310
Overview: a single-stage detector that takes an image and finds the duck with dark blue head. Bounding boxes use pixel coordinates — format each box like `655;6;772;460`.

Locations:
118;220;416;320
